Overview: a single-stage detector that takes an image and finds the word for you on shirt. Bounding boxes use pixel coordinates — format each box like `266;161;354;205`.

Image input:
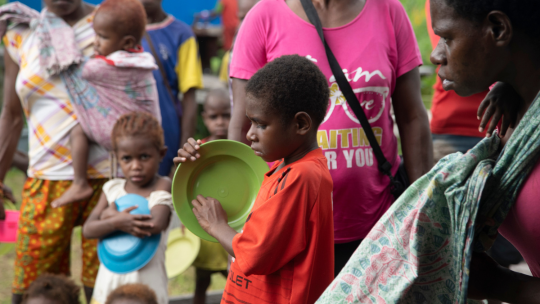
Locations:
318;127;384;170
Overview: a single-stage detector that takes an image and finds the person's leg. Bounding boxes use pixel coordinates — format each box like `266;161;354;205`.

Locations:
334;239;363;277
194;268;213;304
11;294;22;304
76;179;106;304
51;125;93;208
12;179;74;302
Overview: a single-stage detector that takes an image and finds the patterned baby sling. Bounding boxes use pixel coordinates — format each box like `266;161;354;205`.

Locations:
317;91;540;303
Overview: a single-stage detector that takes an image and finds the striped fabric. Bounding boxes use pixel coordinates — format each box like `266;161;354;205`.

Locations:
3;13;109;180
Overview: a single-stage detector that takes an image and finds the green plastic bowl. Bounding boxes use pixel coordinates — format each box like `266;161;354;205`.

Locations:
172;140;268;242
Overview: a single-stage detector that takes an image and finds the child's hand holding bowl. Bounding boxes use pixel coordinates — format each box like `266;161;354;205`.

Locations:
174;138;203;164
191;195;229;237
110;204;154;238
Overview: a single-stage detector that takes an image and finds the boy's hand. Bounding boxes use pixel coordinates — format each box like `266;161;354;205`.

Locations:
111;205;154;238
192;195;229;237
173;138;202;165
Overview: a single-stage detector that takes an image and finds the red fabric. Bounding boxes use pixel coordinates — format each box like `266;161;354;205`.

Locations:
426;0;488;137
224;148;334;304
95;55;116;66
499;159;540;277
220;0;239;28
221;0;239;50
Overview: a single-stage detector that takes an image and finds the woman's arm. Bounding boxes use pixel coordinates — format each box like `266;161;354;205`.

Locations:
83;192;154;239
228;78;251;144
392;67;433;182
468;252;540;303
180;88;198;147
0;52;24;219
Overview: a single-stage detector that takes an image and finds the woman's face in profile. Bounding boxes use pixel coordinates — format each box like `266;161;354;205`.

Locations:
43;0;83;18
429;0;503;97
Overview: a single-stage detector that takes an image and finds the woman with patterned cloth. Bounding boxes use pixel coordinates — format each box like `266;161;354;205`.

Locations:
0;1;109;303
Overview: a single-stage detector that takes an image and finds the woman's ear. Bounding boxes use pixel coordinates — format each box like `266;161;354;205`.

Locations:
122;35;137;51
294;112;313;135
485;11;513;47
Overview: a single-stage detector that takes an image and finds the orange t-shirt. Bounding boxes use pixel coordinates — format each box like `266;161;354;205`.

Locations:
426;0;488;137
223;148;334;304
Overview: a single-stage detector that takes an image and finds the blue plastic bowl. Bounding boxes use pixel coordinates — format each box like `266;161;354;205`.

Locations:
97;194;161;274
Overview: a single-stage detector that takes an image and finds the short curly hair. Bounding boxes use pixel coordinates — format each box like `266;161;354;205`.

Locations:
22;274;80;304
111;112;164;152
95;0;147;44
105;284;158;304
245;55;329;127
442;0;540;40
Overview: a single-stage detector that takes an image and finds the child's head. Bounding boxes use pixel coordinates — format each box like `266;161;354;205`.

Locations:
202;88;231;140
93;0;147;56
111;112;166;185
245;55;329;162
22;274;80;304
105;283;158;304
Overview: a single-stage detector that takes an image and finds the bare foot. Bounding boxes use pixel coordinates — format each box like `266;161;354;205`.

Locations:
51;181;93;208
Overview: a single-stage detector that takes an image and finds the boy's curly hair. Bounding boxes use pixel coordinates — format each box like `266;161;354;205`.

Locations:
111;112;164;152
96;0;147;44
105;283;158;304
245;54;329;127
442;0;540;41
22;273;81;304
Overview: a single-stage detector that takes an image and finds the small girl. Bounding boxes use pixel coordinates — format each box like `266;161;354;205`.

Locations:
83;112;172;304
22;274;81;304
52;0;161;208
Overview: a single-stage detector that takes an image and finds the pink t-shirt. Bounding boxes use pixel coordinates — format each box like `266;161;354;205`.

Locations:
230;0;422;243
499;159;540;277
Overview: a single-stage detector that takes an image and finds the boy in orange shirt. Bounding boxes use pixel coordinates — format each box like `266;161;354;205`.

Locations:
175;55;334;304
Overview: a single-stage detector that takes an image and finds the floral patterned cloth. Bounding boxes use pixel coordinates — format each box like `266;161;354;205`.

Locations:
61;51;160;151
0;2;84;77
317;93;540;303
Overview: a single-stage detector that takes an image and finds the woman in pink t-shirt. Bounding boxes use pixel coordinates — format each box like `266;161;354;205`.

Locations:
229;0;433;275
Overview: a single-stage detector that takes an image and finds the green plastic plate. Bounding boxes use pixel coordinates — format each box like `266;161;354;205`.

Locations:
0;201;17;256
165;227;200;278
172;140;268;242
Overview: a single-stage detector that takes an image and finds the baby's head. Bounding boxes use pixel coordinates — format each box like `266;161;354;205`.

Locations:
111;112;166;185
202;88;231;140
22;274;80;304
93;0;147;56
105;283;158;304
245;55;329;162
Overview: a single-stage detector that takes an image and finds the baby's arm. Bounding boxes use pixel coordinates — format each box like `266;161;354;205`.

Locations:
82;192;153;239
